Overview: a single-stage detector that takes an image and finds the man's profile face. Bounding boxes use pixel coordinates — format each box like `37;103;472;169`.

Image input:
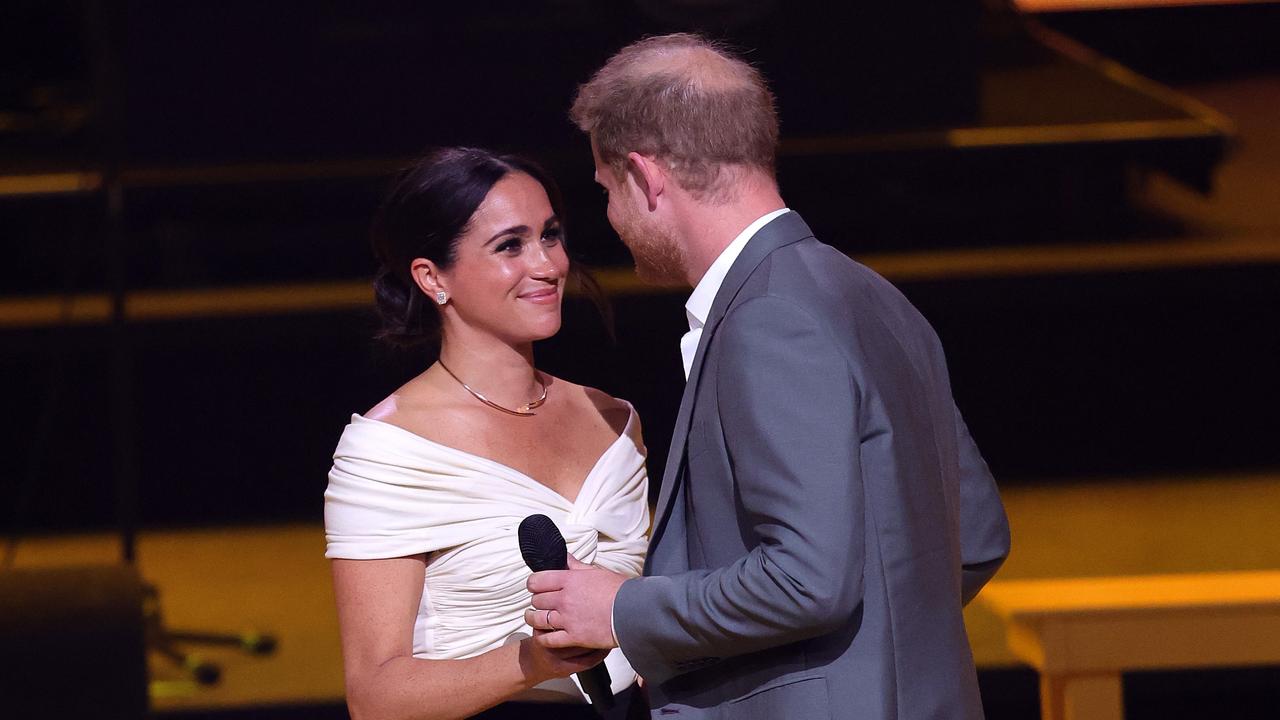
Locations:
591;141;685;284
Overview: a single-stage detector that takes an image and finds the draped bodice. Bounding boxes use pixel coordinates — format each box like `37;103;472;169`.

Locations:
324;405;649;698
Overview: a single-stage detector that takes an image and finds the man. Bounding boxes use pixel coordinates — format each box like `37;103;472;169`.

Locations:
526;33;1010;719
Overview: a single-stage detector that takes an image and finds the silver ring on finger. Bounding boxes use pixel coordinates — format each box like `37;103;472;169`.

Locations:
545;609;558;632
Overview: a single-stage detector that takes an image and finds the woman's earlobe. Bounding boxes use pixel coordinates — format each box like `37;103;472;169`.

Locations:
410;258;444;300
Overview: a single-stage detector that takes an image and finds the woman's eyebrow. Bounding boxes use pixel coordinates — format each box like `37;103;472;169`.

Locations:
484;225;531;246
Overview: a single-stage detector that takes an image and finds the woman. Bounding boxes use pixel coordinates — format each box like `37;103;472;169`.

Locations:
324;147;649;719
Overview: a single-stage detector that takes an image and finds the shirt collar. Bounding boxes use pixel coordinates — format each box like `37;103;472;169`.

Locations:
685;208;790;331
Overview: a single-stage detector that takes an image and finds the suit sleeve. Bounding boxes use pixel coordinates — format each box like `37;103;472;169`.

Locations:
953;406;1010;604
615;295;864;685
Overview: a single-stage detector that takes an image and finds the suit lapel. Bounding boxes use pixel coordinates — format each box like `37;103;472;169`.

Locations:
648;212;816;550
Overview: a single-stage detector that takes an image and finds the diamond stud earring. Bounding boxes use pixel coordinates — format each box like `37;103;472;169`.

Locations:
435;291;448;305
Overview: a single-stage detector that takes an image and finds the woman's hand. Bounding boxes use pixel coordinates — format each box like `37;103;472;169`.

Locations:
518;633;610;685
338;557;601;720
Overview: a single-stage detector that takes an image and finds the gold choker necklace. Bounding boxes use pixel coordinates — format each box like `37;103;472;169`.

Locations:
437;360;547;417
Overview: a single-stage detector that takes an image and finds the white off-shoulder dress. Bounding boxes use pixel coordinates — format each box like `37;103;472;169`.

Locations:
324;403;649;701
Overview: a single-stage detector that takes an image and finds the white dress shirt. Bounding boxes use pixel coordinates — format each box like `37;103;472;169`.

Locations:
680;208;791;379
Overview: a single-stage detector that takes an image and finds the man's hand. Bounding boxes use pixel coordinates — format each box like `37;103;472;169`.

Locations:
525;556;627;650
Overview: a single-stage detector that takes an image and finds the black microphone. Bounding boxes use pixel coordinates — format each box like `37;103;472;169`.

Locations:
518;513;615;714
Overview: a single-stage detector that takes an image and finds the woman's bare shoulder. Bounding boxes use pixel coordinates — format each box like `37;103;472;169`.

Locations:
363;373;453;426
551;377;634;436
363;394;401;422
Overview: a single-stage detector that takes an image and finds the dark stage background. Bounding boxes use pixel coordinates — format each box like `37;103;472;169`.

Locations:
3;2;1279;718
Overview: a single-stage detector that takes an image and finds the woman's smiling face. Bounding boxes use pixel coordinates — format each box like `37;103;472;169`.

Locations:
434;171;570;345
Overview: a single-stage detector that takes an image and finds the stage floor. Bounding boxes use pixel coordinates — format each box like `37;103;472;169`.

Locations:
7;470;1280;714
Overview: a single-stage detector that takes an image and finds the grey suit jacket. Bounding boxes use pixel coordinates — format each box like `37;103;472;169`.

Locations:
614;212;1010;719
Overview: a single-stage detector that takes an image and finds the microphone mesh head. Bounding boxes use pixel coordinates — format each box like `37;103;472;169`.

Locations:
518;514;568;572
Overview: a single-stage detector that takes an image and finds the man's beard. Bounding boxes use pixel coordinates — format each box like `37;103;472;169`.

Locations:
618;220;686;285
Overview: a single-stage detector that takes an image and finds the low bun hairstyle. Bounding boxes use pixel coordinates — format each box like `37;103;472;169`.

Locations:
370;146;581;349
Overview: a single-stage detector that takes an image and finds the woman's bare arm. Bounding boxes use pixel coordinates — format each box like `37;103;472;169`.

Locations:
333;556;607;720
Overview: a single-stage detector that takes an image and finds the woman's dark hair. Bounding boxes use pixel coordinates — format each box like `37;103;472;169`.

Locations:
370;146;609;349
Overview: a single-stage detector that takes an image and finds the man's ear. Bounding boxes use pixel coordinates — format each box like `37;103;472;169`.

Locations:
626;152;665;212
